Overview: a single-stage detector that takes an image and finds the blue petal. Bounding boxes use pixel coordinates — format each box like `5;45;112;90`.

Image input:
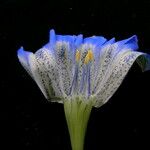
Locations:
46;30;83;51
57;34;83;48
43;29;56;51
84;36;107;46
103;38;116;45
49;29;56;46
17;47;31;62
116;35;138;51
17;47;34;78
97;38;116;56
74;34;83;48
56;35;75;43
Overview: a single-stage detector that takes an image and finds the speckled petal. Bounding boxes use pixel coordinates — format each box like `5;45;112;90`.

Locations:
93;42;117;93
35;48;65;102
19;50;50;99
17;30;150;106
94;50;150;107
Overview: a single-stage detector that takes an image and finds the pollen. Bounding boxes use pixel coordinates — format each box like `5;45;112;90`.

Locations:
76;50;81;62
84;50;94;64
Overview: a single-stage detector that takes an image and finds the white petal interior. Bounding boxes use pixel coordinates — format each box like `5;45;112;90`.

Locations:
94;48;142;107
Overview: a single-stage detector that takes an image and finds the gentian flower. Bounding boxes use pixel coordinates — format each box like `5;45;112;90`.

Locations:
17;29;150;150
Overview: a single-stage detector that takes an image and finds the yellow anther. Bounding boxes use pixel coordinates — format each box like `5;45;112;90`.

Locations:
88;50;94;61
76;50;81;62
84;50;94;64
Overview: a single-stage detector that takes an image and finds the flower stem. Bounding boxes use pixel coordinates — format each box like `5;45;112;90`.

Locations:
64;97;93;150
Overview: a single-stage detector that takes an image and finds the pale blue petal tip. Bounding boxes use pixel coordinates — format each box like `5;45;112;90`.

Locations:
48;29;83;50
17;46;25;56
49;29;56;45
75;34;83;47
124;35;138;47
56;35;75;43
117;35;138;50
17;46;31;62
104;38;115;45
84;36;107;46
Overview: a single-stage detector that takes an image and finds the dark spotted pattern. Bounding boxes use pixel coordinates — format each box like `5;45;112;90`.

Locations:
18;37;150;107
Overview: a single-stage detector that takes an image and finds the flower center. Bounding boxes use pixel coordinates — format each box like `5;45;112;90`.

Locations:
70;49;94;98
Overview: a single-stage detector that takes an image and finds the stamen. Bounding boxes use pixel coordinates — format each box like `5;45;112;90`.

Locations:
70;50;80;95
71;49;94;97
70;65;78;95
84;50;94;64
88;50;94;61
76;50;81;62
87;65;91;96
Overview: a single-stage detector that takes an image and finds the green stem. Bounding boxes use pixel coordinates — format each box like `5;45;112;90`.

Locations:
64;97;93;150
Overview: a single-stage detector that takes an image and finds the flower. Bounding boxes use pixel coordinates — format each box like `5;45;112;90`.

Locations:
17;29;150;150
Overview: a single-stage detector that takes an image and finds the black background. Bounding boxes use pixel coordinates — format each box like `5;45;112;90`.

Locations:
0;0;150;150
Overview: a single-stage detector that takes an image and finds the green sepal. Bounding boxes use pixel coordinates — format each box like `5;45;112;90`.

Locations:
136;54;150;72
64;97;93;150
